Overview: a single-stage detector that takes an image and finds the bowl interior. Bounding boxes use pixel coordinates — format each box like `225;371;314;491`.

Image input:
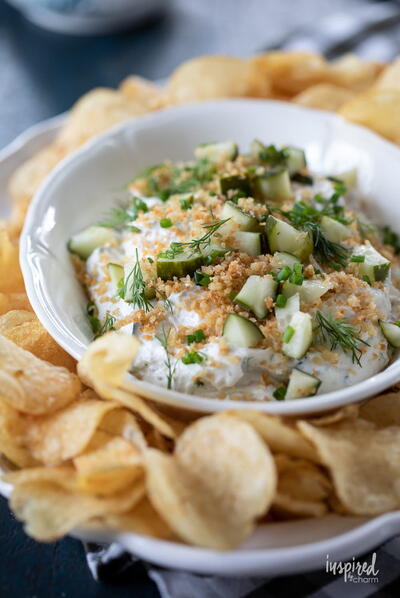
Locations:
20;99;400;415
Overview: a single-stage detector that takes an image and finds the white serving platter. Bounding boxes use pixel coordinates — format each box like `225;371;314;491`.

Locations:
2;102;400;577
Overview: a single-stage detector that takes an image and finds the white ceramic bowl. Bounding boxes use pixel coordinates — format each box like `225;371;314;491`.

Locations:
20;99;400;416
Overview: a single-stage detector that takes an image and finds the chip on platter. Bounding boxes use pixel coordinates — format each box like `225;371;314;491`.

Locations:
339;89;400;144
0;335;81;414
78;332;176;438
229;410;320;463
272;454;332;518
74;436;143;495
298;419;400;515
293;83;355;112
24;397;121;464
7;470;145;541
145;414;277;549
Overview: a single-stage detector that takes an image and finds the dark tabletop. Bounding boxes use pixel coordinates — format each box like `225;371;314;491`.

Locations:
0;0;394;596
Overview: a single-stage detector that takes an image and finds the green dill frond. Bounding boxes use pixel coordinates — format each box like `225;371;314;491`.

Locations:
303;222;349;268
314;311;369;366
94;312;116;339
156;326;178;389
121;249;153;312
161;218;230;260
99;196;148;229
157;290;174;314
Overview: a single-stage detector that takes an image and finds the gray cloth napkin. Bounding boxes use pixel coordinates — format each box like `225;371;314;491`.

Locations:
85;536;400;597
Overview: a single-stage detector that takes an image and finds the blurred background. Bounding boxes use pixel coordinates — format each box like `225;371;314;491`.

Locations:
1;0;400;148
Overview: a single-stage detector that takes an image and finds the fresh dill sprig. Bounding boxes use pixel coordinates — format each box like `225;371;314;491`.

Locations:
86;301;116;338
183;218;230;253
121;249;153;312
314;179;350;224
99;196;148;229
95;312;116;339
285;201;321;227
159;218;230;259
303;221;349;268
314;311;369;366
156;326;178;389
157;289;174;314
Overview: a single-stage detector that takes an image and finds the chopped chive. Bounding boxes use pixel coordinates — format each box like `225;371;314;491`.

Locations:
194;271;212;287
275;294;287;308
350;255;365;263
363;274;372;286
283;325;295;343
293;263;303;275
160;218;173;228
289;272;304;285
276;266;292;282
186;329;206;344
180;195;194;210
181;350;204;365
273;386;287;401
147;257;154;264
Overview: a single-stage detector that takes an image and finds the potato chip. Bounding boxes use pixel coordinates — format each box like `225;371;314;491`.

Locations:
119;76;163;109
166;55;270;105
307;405;359;427
74;436;143;495
299;419;400;514
0;225;24;293
78;331;139;387
0;400;36;467
272;454;331;518
339;89;400;144
24;397;121;464
327;54;383;92
99;409;147;450
145;414;276;549
375;57;400;91
4;464;77;490
359;392;400;427
8;144;64;234
101;497;172;539
57;88;148;152
0;293;9;315
0;335;81;414
146;428;174;453
251;52;328;97
78;332;176;438
229;410;320;463
0;310;76;371
0;292;31;315
7;469;145;541
293;83;355;112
